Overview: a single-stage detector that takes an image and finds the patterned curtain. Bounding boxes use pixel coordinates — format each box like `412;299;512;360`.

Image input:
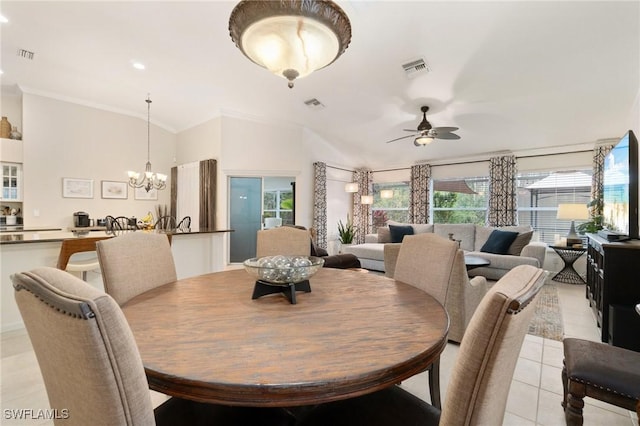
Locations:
591;143;615;220
199;159;217;230
353;168;372;244
409;164;431;223
170;166;178;218
487;155;518;226
312;162;328;249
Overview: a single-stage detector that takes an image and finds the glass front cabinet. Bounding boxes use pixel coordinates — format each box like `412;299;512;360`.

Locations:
1;162;22;201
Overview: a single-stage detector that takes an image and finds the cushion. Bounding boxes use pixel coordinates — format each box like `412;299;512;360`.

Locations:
480;230;519;255
389;224;414;243
411;224;434;234
377;227;392;243
508;231;534;256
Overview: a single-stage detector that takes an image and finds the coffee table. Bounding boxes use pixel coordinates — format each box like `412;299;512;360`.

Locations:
465;255;491;270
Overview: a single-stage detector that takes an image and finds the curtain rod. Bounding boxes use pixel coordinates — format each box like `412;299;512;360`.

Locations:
328;148;594;174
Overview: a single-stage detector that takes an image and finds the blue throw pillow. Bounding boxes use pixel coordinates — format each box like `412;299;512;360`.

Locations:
389;224;414;243
480;230;519;255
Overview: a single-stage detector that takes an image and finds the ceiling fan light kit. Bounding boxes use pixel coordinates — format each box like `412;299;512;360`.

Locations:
229;0;352;88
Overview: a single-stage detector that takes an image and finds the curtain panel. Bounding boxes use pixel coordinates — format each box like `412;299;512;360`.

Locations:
409;164;431;224
487;155;518;226
199;159;217;230
591;143;615;221
170;166;178;219
353;169;372;244
312;162;328;249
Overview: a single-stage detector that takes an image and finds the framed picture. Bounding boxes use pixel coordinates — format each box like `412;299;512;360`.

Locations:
101;180;128;199
134;186;158;200
62;178;94;199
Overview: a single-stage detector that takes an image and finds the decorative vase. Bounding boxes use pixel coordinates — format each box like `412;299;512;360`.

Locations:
0;117;11;139
9;126;22;140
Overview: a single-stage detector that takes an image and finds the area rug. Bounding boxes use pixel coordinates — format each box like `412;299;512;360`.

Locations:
528;276;564;341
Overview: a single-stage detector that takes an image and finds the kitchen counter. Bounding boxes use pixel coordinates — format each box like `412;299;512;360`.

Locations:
0;226;62;233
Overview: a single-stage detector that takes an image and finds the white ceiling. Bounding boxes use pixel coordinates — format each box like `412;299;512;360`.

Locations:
1;1;638;169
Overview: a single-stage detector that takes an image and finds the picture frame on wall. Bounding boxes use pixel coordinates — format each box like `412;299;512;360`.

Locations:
134;186;158;200
101;180;128;199
62;178;94;199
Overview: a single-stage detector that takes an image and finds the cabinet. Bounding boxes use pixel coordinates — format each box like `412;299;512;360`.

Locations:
586;234;640;351
1;162;22;201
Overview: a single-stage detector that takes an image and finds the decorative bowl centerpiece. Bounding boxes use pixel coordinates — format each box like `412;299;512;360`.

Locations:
244;255;324;285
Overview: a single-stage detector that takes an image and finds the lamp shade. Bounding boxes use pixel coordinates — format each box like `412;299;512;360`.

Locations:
556;204;589;220
344;182;359;193
414;135;434;146
380;189;393;199
229;0;352;88
361;195;373;205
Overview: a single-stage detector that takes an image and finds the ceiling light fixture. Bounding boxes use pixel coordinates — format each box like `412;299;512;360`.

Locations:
361;195;373;205
344;182;359;193
414;134;435;146
128;95;167;192
380;190;393;199
229;0;352;88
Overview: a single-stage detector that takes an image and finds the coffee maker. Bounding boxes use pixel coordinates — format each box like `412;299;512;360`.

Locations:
73;211;90;227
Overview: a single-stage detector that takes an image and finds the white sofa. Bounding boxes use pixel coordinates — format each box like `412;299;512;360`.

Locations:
342;223;546;280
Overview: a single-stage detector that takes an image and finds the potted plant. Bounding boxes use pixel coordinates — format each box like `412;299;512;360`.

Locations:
577;198;604;234
337;216;356;245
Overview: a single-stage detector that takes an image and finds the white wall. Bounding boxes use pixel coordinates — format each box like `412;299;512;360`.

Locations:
20;94;175;229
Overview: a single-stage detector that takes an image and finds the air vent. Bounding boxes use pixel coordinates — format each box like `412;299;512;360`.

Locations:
17;49;34;60
304;98;325;110
402;57;430;78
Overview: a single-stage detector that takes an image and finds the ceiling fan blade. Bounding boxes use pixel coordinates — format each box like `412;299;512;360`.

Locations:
434;132;461;140
403;128;417;132
432;126;459;133
386;134;417;143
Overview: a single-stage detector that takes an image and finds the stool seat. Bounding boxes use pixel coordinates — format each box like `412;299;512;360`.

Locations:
65;257;100;273
562;338;640;425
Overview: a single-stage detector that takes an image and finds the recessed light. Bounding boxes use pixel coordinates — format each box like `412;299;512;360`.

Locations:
132;62;145;70
0;15;8;24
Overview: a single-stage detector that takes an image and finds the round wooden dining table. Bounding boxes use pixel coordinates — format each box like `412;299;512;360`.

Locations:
122;267;449;407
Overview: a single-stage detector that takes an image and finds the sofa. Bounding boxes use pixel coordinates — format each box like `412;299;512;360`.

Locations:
342;222;546;280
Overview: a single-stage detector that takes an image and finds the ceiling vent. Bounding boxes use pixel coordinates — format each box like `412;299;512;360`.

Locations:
304;98;325;110
17;49;34;60
402;57;430;78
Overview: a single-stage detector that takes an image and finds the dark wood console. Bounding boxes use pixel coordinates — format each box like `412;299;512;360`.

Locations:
586;234;640;351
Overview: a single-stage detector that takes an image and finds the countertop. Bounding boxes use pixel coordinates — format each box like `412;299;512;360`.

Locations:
0;228;233;245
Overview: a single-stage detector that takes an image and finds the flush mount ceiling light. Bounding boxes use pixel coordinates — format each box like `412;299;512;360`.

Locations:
229;0;352;88
414;133;435;146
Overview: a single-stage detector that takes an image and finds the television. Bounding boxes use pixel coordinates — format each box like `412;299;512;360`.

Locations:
600;130;639;241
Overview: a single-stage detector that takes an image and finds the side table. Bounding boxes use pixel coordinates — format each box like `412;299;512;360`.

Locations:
549;245;586;284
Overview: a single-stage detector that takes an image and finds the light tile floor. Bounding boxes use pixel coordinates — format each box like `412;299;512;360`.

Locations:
1;278;638;425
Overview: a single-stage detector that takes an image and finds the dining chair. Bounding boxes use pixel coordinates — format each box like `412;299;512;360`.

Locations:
56;236;111;281
256;226;311;257
12;267;296;426
177;215;191;232
386;233;488;409
296;265;547;426
96;232;176;306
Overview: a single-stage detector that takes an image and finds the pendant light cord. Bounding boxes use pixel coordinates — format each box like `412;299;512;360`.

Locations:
146;94;152;162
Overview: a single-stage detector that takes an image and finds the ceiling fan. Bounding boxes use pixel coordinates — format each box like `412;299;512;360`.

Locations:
386;106;460;146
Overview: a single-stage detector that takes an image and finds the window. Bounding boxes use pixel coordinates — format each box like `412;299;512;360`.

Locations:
263;189;294;225
372;182;409;229
431;177;489;224
516;170;592;244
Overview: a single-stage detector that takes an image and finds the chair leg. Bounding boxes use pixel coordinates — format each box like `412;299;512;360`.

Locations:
428;358;441;410
561;363;568;410
564;380;585;426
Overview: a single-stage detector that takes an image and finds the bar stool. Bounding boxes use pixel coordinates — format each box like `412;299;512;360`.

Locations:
56;236;111;280
562;338;640;425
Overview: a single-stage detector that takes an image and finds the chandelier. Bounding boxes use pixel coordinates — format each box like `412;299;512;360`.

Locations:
128;95;167;192
229;0;352;88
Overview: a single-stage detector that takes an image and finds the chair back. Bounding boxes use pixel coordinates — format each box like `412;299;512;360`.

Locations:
394;233;458;304
56;236;112;271
256;226;311;257
177;216;191;232
12;267;155;425
440;265;546;425
155;215;177;231
106;215;136;236
97;232;177;306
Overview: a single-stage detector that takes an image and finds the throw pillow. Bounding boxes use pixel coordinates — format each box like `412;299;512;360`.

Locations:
377;226;392;243
508;230;534;256
389;224;414;243
480;230;519;255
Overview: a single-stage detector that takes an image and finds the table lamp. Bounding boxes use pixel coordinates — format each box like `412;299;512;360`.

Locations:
557;203;589;246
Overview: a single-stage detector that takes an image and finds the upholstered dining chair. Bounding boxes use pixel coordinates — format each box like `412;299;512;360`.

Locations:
256;226;311;257
296;265;547;426
12;267;295;426
383;233;488;409
56;236;111;280
96;232;176;306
